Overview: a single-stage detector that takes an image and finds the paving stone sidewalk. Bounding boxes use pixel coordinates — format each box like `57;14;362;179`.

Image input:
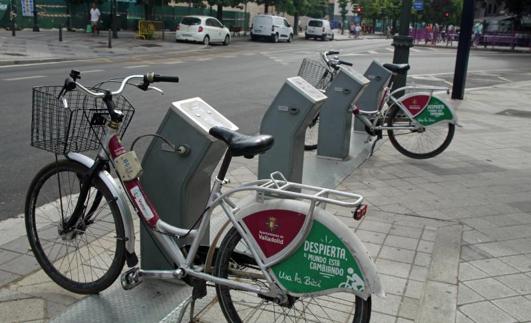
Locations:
0;29;249;65
0;80;531;322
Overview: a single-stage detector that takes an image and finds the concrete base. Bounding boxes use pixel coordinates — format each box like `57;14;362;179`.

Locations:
51;280;194;323
303;130;377;188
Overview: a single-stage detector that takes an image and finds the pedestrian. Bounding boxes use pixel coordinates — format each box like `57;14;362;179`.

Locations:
89;2;101;36
349;22;355;38
355;24;361;39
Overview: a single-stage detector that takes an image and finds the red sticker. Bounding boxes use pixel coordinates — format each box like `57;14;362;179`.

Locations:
243;209;306;258
401;95;430;117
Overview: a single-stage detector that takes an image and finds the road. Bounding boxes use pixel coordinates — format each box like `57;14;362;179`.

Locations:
1;38;530;220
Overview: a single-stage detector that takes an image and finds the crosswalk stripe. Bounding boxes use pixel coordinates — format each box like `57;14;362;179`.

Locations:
368;50;378;55
3;75;45;81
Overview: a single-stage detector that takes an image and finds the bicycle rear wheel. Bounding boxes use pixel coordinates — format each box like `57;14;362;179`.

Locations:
387;107;455;159
25;160;126;294
304;115;320;151
214;227;371;323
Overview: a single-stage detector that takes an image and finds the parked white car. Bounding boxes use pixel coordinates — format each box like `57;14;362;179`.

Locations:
250;15;293;43
305;19;334;41
176;15;231;46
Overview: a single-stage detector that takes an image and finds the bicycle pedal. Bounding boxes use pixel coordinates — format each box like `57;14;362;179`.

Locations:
121;267;143;290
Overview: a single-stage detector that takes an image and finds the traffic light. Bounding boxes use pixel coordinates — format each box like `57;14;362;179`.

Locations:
444;12;449;17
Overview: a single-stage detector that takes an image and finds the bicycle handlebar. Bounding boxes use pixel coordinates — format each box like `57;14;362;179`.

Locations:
321;51;352;70
61;71;180;123
64;71;180;98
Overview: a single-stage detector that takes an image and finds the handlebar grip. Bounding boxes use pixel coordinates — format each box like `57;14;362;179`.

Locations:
153;75;180;83
339;60;353;66
327;50;340;55
145;73;179;83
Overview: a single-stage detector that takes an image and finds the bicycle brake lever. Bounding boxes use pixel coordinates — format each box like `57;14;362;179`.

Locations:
148;86;164;95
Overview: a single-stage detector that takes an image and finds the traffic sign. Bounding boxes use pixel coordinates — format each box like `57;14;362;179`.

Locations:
413;0;424;11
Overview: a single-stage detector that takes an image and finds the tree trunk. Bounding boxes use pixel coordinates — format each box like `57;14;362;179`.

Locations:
217;3;223;22
264;3;269;13
372;17;376;33
293;13;299;35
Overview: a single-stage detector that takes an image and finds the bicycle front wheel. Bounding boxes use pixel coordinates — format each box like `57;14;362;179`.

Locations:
304;115;320;151
215;227;371;323
25;160;126;294
387;107;455;159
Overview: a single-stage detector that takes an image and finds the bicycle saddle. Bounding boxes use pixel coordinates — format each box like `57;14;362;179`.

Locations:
383;63;410;74
209;126;274;158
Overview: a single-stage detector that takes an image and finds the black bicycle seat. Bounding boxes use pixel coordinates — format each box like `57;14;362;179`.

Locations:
383;63;410;74
209;126;274;158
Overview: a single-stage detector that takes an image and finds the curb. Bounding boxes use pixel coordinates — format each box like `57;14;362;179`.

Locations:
416;224;463;323
413;43;531;54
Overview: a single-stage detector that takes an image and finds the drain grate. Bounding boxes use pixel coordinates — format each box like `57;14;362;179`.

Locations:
140;44;162;47
496;109;531;119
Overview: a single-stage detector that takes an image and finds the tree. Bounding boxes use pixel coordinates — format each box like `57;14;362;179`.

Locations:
338;0;349;34
207;0;241;22
503;0;529;17
278;0;327;35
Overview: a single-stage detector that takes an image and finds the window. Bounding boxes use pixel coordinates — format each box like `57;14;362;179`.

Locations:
284;19;290;27
308;20;323;27
181;17;201;25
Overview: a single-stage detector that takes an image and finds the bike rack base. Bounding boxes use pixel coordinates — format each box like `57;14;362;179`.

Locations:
303;127;379;188
51;279;197;323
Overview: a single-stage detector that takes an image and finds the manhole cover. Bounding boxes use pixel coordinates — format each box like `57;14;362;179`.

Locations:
4;53;26;57
140;44;162;47
496;109;531;119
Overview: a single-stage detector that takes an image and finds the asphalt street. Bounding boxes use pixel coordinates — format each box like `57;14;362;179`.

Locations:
0;38;530;220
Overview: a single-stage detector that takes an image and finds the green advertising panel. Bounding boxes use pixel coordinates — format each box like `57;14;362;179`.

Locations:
271;221;365;294
415;96;454;126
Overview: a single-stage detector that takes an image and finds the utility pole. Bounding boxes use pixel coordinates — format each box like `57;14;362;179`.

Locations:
451;0;474;99
391;0;413;97
32;0;39;31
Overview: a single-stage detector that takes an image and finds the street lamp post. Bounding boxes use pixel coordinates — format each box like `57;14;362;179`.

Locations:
32;0;39;31
391;0;413;97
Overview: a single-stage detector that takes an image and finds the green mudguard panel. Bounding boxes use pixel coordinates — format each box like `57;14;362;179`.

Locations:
401;94;456;126
271;221;365;294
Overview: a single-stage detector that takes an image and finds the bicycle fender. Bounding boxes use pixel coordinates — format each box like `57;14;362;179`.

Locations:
236;199;384;300
67;153;136;255
399;92;458;126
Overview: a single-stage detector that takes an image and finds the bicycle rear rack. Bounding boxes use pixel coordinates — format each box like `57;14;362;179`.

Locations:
216;171;364;210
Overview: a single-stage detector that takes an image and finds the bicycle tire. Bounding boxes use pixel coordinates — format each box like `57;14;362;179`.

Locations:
387;107;455;159
214;227;371;323
25;160;126;294
304;114;320;151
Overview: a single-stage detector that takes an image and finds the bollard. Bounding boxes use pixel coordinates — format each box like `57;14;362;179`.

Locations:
108;29;112;48
59;26;62;41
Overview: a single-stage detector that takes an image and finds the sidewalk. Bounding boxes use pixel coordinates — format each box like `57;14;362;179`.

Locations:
1;79;531;322
0;29;251;65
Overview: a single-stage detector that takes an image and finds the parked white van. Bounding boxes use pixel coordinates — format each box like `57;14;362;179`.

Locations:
305;19;334;41
250;15;294;43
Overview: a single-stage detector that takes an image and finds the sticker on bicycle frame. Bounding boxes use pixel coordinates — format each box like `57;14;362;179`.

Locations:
271;221;365;294
414;96;454;126
130;186;155;221
243;209;306;258
115;151;143;181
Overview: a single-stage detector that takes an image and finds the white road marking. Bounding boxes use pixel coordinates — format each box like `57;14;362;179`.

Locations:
193;57;212;62
368;50;378;55
342;53;365;57
81;69;104;74
124;65;149;69
3;75;46;81
162;60;184;64
241;52;255;56
219;55;237;58
410;48;421;52
385;47;394;52
497;76;512;82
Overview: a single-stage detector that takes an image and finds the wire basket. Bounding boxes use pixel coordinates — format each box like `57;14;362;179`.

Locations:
297;58;333;90
31;86;135;154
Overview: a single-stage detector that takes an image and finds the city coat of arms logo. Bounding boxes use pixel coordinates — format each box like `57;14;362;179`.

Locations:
265;216;279;232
